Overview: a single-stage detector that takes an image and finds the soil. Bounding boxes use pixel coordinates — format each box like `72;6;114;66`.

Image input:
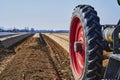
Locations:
0;48;15;75
0;34;74;80
44;33;69;52
43;35;73;79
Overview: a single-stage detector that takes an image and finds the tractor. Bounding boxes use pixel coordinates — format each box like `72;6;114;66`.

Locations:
69;0;120;79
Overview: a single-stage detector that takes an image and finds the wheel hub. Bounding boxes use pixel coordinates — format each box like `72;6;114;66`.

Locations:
74;41;82;53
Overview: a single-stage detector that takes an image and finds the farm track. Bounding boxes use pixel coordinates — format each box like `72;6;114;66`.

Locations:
0;33;73;80
43;35;73;79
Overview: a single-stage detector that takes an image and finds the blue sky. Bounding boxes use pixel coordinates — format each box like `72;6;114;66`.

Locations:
0;0;120;30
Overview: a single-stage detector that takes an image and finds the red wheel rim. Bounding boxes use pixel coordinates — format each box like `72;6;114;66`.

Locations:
70;16;85;78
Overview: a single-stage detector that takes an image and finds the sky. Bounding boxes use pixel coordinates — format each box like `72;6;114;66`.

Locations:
0;0;120;30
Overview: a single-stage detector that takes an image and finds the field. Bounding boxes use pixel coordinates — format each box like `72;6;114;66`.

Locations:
0;33;74;80
0;32;111;80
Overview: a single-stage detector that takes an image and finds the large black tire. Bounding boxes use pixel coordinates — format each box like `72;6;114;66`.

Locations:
70;5;103;80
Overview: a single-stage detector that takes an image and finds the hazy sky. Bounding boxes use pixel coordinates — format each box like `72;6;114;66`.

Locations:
0;0;120;30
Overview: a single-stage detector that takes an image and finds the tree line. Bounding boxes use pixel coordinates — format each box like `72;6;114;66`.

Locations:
0;27;69;33
0;27;35;32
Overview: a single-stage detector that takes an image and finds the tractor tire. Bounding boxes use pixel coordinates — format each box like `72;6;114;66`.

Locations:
70;5;103;80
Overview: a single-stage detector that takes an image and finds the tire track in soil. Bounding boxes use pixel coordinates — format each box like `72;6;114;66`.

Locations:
0;33;73;80
43;34;74;80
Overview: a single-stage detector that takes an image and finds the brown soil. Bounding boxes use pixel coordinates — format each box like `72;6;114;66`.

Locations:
44;33;69;52
0;44;15;74
43;35;74;80
0;34;73;80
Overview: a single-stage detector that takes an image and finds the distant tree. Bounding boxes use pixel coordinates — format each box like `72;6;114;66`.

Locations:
24;27;29;32
12;27;17;32
0;27;4;32
30;28;35;32
0;28;2;32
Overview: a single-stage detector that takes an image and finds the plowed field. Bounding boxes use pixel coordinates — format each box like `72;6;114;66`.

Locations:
0;33;74;80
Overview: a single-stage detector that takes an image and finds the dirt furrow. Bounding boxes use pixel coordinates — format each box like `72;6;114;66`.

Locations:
43;34;74;80
44;33;69;52
0;33;73;80
0;35;60;80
